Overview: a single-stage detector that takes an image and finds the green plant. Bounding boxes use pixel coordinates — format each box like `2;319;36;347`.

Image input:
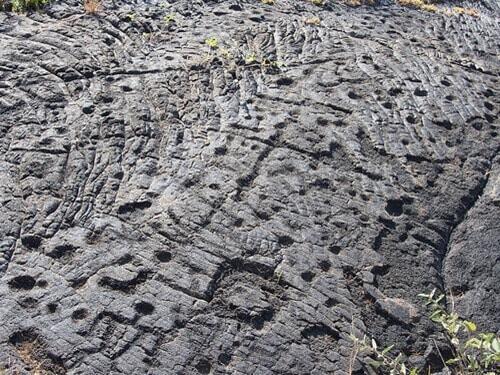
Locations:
350;290;499;374
243;51;285;69
205;37;219;49
349;333;419;375
163;13;175;24
419;289;500;374
245;53;257;64
10;0;50;12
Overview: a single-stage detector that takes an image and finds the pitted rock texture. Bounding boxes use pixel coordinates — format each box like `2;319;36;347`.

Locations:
0;0;498;374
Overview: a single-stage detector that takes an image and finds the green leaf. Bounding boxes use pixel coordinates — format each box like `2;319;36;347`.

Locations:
484;352;500;367
430;311;443;321
394;353;403;365
491;337;500;353
463;320;477;333
435;294;445;304
409;368;419;375
205;37;219;49
382;344;394;355
429;288;436;299
445;358;460;365
400;363;407;374
479;333;495;342
465;337;481;349
368;360;383;368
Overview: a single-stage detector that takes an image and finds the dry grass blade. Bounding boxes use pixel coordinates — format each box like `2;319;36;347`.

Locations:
83;0;101;14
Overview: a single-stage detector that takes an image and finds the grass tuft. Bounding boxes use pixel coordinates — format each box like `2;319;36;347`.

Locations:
83;0;101;14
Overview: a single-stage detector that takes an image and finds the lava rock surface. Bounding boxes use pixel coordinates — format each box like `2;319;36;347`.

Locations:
0;0;498;374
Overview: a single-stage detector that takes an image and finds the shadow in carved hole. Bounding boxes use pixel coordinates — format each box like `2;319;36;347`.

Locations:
8;275;36;290
218;352;232;365
21;235;42;249
117;200;152;215
277;235;294;247
301;271;315;282
47;244;78;260
385;199;403;216
47;303;58;313
135;301;155;315
98;270;150;293
195;358;211;374
156;250;172;262
251;309;274;330
72;308;88;321
301;323;339;340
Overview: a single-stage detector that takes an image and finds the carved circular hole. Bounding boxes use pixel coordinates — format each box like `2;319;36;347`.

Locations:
301;271;315;282
135;301;155;315
195;359;211;374
218;353;231;365
277;235;294;247
47;303;57;313
82;105;94;114
319;260;331;272
325;298;337;307
276;77;293;86
316;117;328;126
156;251;172;263
385;199;403;216
406;115;417;124
414;88;428;97
72;308;88;321
329;245;341;254
8;275;36;290
21;235;41;249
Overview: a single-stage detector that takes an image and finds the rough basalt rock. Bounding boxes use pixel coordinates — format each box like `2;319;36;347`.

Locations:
0;0;498;373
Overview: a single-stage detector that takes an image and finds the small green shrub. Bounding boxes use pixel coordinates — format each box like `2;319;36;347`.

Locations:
205;37;219;49
350;290;500;374
419;289;500;374
349;334;419;375
11;0;50;12
163;13;175;24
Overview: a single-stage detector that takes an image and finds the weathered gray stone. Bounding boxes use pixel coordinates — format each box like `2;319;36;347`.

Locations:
0;0;498;373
